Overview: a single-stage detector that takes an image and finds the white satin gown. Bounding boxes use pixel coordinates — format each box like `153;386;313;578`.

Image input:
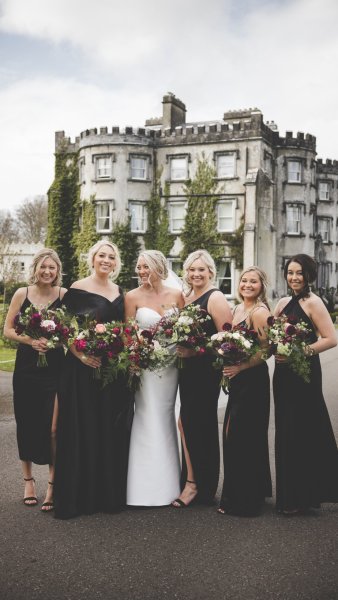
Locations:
126;307;181;506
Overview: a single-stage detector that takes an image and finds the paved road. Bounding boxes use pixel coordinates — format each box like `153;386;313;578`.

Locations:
0;347;337;600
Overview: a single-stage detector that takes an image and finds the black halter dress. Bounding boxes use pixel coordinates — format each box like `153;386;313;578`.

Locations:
273;294;338;512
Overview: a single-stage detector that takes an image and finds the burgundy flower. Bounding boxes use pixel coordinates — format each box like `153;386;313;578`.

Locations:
112;327;121;335
267;316;275;326
222;322;232;331
285;325;296;336
141;329;153;341
75;339;87;351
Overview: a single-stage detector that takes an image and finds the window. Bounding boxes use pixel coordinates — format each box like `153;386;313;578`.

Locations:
287;160;302;183
286;205;300;234
130;156;148;180
218;261;233;296
317;218;330;243
96;201;112;232
217;200;236;232
318;182;329;201
170;157;188;180
130;203;147;233
216;153;236;178
169;202;186;233
95;156;113;179
20;262;25;273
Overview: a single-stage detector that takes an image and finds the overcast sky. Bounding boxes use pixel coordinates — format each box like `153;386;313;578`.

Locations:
1;0;338;211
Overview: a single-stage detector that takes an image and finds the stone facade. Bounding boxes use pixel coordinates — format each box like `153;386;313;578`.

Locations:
54;93;338;300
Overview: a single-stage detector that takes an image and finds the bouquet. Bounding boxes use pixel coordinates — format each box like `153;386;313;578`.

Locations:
208;322;259;390
264;314;312;382
72;320;125;380
120;321;174;391
14;305;75;367
170;304;211;368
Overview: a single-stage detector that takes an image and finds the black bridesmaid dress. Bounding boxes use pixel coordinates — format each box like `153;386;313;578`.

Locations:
219;320;272;516
54;288;132;519
273;295;338;512
179;289;222;504
13;291;64;465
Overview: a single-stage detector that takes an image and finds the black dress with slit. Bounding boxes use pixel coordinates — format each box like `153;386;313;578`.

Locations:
54;288;132;519
273;294;338;512
179;289;222;504
13;293;65;465
219;319;272;516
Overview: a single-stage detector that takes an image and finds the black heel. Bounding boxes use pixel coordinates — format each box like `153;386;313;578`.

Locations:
41;481;54;512
23;477;38;506
171;480;197;509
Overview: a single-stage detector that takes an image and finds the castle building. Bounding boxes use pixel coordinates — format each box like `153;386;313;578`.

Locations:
55;93;338;299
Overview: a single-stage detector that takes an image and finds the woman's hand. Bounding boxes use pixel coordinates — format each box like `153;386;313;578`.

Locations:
176;345;196;359
274;354;288;364
223;364;243;379
79;354;102;369
31;337;49;353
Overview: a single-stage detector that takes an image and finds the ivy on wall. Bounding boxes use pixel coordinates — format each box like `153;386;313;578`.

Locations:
46;147;80;287
180;156;225;263
109;218;141;291
73;197;100;278
224;216;244;270
144;176;174;256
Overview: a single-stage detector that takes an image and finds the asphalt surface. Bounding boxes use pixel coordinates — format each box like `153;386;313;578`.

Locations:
0;347;338;600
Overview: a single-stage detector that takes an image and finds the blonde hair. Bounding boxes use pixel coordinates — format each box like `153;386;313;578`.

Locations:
238;266;270;309
136;250;168;285
87;240;121;281
28;248;62;287
182;249;216;294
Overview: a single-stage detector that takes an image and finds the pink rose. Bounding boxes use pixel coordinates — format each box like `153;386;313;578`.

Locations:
75;339;87;351
95;323;106;334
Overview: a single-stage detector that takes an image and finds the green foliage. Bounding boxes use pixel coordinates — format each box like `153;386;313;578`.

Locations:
46;149;80;287
74;197;100;278
224;216;244;269
109;218;141;292
144;178;174;255
180;156;224;263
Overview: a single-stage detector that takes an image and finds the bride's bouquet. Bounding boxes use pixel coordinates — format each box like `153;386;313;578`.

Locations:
14;305;74;367
264;314;312;382
72;319;125;380
208;322;259;390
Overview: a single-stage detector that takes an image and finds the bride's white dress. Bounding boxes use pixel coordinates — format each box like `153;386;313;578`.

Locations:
126;307;181;506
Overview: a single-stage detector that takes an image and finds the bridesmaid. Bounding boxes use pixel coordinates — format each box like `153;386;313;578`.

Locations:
172;249;232;507
273;254;338;515
54;240;131;519
4;248;66;511
218;267;272;516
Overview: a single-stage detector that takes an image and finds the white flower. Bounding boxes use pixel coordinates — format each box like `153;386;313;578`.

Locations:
77;330;88;339
243;340;252;349
277;342;292;356
177;316;193;326
232;331;240;340
41;319;56;332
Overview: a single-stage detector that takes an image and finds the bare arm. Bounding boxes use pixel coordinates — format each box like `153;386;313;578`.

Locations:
207;291;233;331
124;290;138;321
307;296;337;354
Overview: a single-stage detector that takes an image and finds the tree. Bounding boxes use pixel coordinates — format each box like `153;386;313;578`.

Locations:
0;211;20;306
16;195;48;243
180;156;225;262
46;148;80;287
144;177;174;256
74;197;100;278
109;218;141;291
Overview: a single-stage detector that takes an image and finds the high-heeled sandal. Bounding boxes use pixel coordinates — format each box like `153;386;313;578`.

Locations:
23;477;38;506
41;481;54;512
171;480;197;508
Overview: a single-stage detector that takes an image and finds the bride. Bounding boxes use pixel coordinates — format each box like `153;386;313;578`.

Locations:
125;250;184;506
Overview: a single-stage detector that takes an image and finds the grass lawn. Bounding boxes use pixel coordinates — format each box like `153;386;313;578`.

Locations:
0;340;16;372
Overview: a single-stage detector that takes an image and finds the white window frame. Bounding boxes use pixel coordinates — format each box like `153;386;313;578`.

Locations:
96;201;112;233
169;202;186;233
216;153;236;178
287;160;302;183
217;200;236;233
318;182;329;201
130;156;149;180
95;155;113;179
317;218;330;243
286;205;301;234
217;261;234;297
130;202;147;233
170;157;188;181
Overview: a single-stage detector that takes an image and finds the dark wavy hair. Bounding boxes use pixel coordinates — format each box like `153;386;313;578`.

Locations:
283;254;317;297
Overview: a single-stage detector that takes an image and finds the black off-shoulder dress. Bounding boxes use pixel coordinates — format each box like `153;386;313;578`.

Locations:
54;288;132;519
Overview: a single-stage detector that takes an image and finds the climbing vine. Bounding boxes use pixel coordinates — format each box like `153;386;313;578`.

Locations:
109;218;141;291
73;197;100;278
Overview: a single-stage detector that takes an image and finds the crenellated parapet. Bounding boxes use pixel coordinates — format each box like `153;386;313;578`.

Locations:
55;131;79;153
278;130;316;151
316;158;338;174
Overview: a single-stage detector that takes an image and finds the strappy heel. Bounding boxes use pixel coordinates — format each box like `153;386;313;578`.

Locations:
23;477;38;506
171;480;198;508
41;481;54;512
